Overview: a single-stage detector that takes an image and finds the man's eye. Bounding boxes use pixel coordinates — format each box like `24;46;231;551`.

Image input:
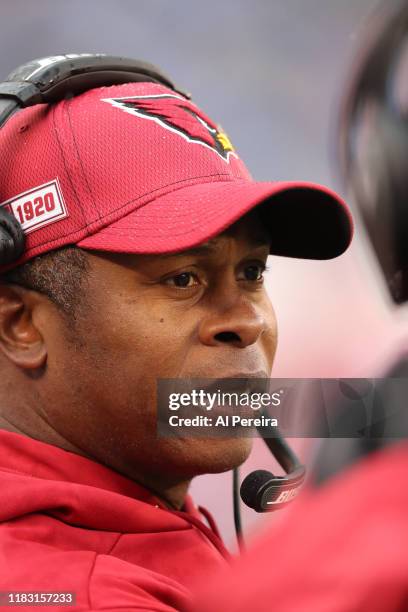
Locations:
241;263;268;281
165;272;200;288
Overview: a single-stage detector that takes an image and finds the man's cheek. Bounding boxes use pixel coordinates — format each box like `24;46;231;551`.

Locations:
262;323;278;367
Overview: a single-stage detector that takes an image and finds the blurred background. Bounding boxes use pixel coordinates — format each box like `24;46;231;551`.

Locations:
1;0;403;547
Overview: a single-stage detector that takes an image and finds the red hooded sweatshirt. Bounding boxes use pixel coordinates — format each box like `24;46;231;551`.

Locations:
0;430;230;611
191;442;408;612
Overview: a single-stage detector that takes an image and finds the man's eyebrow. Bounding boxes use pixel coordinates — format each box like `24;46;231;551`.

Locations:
163;238;270;258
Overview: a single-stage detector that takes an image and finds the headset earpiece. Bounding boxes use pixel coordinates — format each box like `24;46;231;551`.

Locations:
0;208;25;265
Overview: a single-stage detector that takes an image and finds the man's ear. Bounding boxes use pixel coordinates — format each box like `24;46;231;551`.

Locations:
0;284;47;370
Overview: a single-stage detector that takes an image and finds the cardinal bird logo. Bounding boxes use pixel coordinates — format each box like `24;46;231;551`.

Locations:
102;93;237;162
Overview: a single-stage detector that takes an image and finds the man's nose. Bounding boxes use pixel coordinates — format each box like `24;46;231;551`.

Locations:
198;298;268;349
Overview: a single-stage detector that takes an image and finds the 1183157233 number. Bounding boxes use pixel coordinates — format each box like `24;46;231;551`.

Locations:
0;591;75;606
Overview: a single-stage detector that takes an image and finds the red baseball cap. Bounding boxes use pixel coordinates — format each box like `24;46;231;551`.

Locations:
0;81;353;271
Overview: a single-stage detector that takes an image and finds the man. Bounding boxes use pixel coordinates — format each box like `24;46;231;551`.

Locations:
0;55;351;610
191;2;408;611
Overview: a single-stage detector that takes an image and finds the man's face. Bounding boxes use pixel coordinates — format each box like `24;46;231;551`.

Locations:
41;209;278;491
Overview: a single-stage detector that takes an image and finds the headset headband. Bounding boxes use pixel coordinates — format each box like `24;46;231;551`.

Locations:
0;53;190;127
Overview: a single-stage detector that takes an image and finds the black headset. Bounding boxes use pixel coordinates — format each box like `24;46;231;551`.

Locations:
0;53;305;544
0;54;188;265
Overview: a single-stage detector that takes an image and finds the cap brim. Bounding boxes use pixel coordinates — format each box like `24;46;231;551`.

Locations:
77;180;353;260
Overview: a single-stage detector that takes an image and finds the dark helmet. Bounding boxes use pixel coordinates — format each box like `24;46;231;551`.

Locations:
338;0;408;303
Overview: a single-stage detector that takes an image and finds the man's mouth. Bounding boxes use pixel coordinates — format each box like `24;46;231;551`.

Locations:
198;370;270;394
185;374;271;418
157;370;272;424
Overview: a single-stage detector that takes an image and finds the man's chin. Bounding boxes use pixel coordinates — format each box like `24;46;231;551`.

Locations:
182;436;254;476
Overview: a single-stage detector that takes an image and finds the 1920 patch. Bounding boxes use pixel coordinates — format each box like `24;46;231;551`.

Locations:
0;179;68;234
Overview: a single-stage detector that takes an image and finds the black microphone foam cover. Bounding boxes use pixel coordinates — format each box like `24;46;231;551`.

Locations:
240;469;275;509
